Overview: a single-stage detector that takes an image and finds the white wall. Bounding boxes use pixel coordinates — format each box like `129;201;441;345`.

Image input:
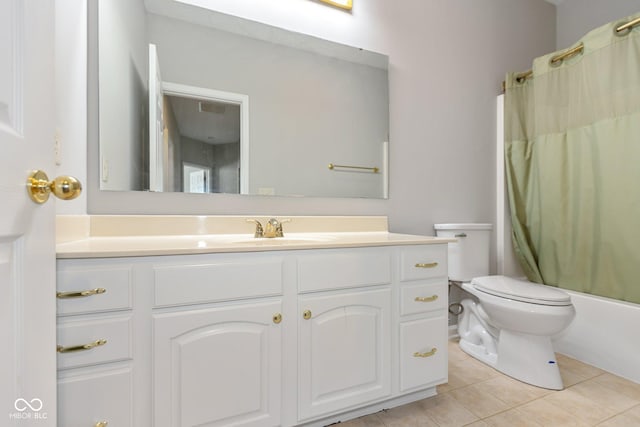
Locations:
556;0;640;49
55;0;87;214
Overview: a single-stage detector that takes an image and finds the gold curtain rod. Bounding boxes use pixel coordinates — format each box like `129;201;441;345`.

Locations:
328;163;379;173
503;16;640;91
550;42;584;65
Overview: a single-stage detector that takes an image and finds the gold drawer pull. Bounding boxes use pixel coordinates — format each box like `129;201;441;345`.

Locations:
95;422;108;427
57;339;107;353
56;288;106;299
413;348;437;358
415;262;438;269
415;295;438;303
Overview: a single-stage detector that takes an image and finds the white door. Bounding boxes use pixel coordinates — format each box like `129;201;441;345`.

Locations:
1;0;57;424
149;43;165;192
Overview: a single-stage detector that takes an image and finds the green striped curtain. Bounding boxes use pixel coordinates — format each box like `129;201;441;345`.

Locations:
504;13;640;304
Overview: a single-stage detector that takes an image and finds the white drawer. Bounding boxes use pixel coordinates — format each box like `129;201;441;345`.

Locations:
297;248;391;293
400;245;447;282
58;366;132;427
400;280;447;317
399;317;447;392
153;257;284;307
57;265;132;315
57;314;132;370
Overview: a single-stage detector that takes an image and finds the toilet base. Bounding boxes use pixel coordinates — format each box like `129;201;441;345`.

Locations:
459;329;564;390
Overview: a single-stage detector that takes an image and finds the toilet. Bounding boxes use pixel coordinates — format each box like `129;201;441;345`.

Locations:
434;223;575;390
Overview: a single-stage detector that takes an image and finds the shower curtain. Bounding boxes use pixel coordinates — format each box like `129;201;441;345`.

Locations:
504;13;640;304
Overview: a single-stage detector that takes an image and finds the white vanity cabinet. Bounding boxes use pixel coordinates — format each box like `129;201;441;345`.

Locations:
56;242;449;427
56;260;135;427
398;246;449;392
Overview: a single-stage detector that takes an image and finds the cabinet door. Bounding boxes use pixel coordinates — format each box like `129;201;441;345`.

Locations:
298;288;391;420
154;301;282;427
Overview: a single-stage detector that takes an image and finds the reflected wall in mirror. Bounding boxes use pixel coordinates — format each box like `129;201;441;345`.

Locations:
97;0;389;198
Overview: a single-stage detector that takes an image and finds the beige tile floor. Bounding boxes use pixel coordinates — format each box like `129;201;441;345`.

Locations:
340;339;640;427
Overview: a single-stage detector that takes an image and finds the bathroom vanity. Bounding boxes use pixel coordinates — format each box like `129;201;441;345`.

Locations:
55;216;452;427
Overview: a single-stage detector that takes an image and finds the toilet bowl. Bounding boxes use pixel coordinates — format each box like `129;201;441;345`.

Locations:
457;275;575;390
434;223;576;390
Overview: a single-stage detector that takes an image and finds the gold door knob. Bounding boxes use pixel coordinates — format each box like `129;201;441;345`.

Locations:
27;170;82;204
273;313;282;324
302;310;312;320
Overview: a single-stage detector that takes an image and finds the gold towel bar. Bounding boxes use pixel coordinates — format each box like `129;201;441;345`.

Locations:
328;163;379;173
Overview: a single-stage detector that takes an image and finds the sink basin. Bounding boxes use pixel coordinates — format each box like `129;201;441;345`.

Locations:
229;235;335;245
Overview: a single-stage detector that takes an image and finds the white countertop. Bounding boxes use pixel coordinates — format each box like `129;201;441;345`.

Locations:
56;216;454;258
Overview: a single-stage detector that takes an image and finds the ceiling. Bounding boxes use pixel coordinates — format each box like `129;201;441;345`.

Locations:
167;95;241;145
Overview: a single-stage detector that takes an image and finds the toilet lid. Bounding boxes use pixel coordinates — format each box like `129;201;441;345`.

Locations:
470;275;571;306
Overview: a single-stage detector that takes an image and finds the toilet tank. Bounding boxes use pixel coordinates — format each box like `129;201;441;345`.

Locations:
434;223;492;282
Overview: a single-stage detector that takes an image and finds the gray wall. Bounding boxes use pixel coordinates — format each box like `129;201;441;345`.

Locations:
556;0;640;49
85;0;556;245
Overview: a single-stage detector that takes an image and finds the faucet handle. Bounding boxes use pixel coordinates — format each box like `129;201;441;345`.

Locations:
246;219;264;238
274;218;291;237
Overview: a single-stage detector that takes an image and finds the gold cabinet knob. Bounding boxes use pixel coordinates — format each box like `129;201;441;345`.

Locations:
273;313;282;324
302;310;312;320
27;170;82;204
94;422;108;427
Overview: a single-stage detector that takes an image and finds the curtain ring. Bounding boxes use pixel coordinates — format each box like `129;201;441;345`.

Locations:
614;21;633;37
614;16;640;37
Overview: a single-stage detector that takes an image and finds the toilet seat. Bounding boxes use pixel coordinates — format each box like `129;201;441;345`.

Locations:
470;275;571;306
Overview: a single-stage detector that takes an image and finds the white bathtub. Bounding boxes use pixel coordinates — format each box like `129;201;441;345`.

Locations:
553;289;640;384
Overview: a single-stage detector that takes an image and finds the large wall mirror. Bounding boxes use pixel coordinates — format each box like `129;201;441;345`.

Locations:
95;0;390;199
